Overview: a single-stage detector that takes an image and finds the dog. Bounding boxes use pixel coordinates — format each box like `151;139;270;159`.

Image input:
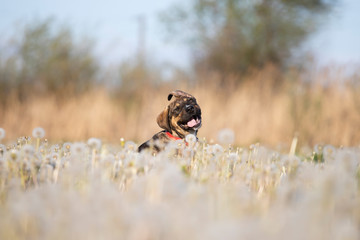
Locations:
138;90;202;153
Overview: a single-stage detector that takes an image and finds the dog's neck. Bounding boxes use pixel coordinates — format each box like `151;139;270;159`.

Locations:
165;131;182;140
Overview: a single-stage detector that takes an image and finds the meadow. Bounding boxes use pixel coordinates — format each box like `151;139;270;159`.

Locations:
0;67;360;240
0;126;359;240
1;66;359;147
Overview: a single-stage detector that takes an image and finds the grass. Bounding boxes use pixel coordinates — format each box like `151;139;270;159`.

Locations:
0;127;359;240
0;66;359;239
1;67;359;147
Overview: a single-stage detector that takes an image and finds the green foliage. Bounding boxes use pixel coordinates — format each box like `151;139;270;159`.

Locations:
0;19;98;99
161;0;336;77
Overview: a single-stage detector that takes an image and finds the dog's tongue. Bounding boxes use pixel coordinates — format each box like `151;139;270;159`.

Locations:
187;118;199;127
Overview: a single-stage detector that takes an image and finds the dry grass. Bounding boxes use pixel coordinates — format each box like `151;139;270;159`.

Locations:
1;67;359;147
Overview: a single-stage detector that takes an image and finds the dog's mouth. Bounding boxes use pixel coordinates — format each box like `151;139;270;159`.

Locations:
180;115;202;130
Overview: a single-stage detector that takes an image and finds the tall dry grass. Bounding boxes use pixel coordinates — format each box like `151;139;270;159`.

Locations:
1;67;359;147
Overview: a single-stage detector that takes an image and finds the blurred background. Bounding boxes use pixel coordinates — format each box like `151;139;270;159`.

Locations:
0;0;359;147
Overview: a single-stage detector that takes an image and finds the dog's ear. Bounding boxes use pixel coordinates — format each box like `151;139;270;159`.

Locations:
168;90;193;101
157;107;171;132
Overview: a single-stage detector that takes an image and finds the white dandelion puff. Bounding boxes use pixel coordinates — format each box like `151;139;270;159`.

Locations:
213;144;224;155
71;142;87;156
0;144;6;156
125;141;137;152
217;128;235;145
21;144;35;156
87;138;102;151
62;142;72;153
228;152;239;163
207;144;224;156
185;134;197;147
32;127;45;139
8;149;20;162
0;128;6;140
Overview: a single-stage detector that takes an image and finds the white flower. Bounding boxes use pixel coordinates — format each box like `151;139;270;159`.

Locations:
125;141;137;152
8;149;20;162
217;128;235;145
87;138;102;151
62;142;72;152
22;144;35;156
32;127;45;139
0;144;6;156
207;144;224;156
185;134;197;147
228;152;239;163
70;142;87;156
0;128;5;140
185;134;197;143
213;144;224;155
50;144;60;153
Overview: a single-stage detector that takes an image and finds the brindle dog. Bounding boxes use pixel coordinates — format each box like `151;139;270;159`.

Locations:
138;90;202;153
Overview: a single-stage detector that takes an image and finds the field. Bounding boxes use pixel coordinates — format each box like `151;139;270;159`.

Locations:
0;126;359;240
1;67;360;147
0;67;360;240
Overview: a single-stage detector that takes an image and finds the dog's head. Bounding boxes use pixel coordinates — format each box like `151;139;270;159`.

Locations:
157;90;202;138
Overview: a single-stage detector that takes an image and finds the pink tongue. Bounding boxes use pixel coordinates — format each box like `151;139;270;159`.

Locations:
187;119;198;127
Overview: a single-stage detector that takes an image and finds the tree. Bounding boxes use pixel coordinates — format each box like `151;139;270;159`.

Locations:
0;19;98;99
161;0;336;78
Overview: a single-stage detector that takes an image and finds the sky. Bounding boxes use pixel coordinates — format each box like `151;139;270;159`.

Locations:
1;0;360;70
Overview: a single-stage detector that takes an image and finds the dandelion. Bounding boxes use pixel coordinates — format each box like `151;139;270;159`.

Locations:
62;142;72;153
102;154;115;167
185;134;197;147
120;138;125;148
9;149;20;162
50;144;60;153
0;144;6;156
217;128;235;145
125;141;137;152
70;142;87;156
32;127;45;139
323;145;336;162
0;128;5;141
87;138;102;152
21;144;35;156
207;144;224;156
228;152;239;163
32;127;45;151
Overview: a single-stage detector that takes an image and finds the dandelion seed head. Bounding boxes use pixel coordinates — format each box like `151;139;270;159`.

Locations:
50;144;60;153
228;152;239;163
32;127;45;139
87;138;102;151
323;145;336;162
125;141;137;152
62;142;72;152
9;149;20;161
71;142;87;155
116;150;127;161
0;128;5;140
51;152;60;161
217;128;235;145
207;144;224;156
314;144;323;154
22;144;35;156
0;144;6;156
175;139;186;149
102;154;115;167
185;134;197;144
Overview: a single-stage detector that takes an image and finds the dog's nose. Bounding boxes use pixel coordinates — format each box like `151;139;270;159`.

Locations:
185;104;194;113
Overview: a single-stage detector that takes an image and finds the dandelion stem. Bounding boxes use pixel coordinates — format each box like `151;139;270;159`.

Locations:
36;138;40;152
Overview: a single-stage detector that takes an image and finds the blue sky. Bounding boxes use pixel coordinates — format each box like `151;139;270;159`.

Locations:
1;0;359;70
